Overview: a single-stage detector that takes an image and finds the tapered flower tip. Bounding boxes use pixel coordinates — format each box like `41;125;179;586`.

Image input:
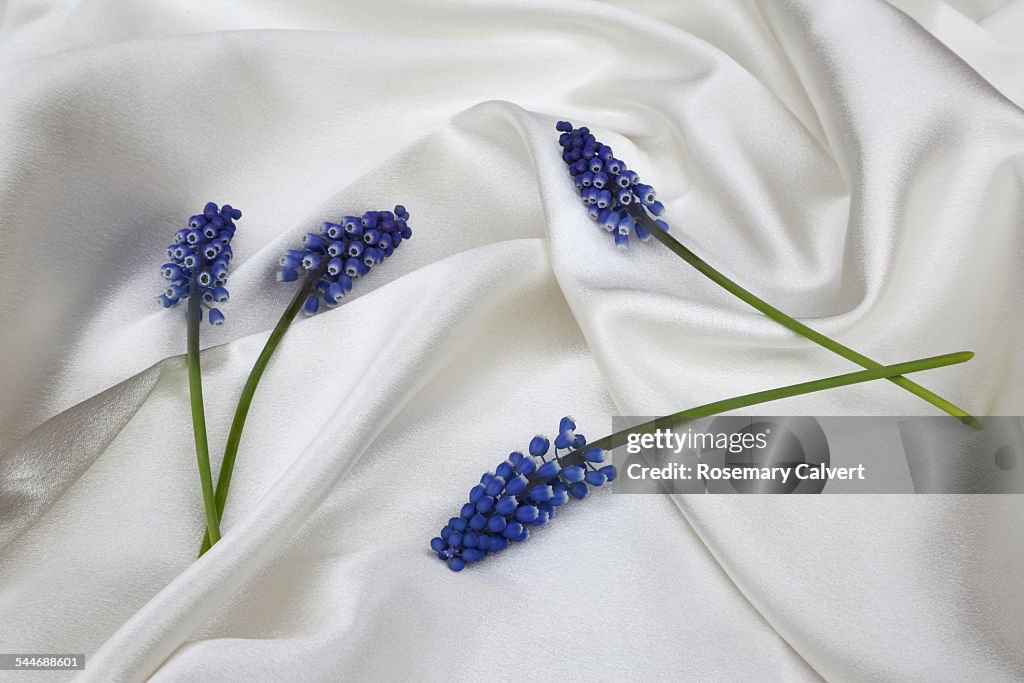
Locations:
555;121;670;246
158;202;240;324
278;206;412;315
432;416;614;570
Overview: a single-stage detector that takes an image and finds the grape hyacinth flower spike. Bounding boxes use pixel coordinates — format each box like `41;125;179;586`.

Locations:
431;416;616;572
430;348;975;571
277;205;412;316
158;202;242;549
555;121;978;428
198;205;413;555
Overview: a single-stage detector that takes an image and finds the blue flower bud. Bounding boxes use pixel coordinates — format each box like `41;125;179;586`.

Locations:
600;465;617;482
496;461;514;480
617;215;635;236
301;252;321;271
506;474;529;496
323;222;344;239
551;487;568;506
583;448;606;463
537;460;560;479
634;184;656;205
469;484;485;504
501;521;524;539
562;465;585;482
528;485;553;503
515;505;539;523
514;457;536;476
161;263;184;280
585;470;608;487
569;482;588;500
484;477;505;498
529;435;550;456
462;548;484;562
495;496;518;516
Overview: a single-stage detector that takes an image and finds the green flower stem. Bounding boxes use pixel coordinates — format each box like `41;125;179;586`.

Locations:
199;261;328;556
187;277;221;548
547;350;974;475
627;205;979;429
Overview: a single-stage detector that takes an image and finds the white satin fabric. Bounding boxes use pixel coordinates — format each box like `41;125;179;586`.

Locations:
1;0;1022;680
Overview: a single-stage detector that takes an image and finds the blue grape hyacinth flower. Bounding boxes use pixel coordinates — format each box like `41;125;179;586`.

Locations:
431;416;617;571
555;120;669;249
278;205;412;315
157;201;241;325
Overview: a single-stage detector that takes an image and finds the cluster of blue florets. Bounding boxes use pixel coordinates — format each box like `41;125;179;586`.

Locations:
157;202;241;325
278;205;412;315
556;120;669;249
431;416;617;571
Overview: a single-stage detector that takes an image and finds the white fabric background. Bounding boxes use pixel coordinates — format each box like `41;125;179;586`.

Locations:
1;0;1022;680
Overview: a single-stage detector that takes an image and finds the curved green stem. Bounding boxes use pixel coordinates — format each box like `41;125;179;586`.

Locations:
543;350;973;477
628;206;979;429
198;264;326;556
188;278;221;548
